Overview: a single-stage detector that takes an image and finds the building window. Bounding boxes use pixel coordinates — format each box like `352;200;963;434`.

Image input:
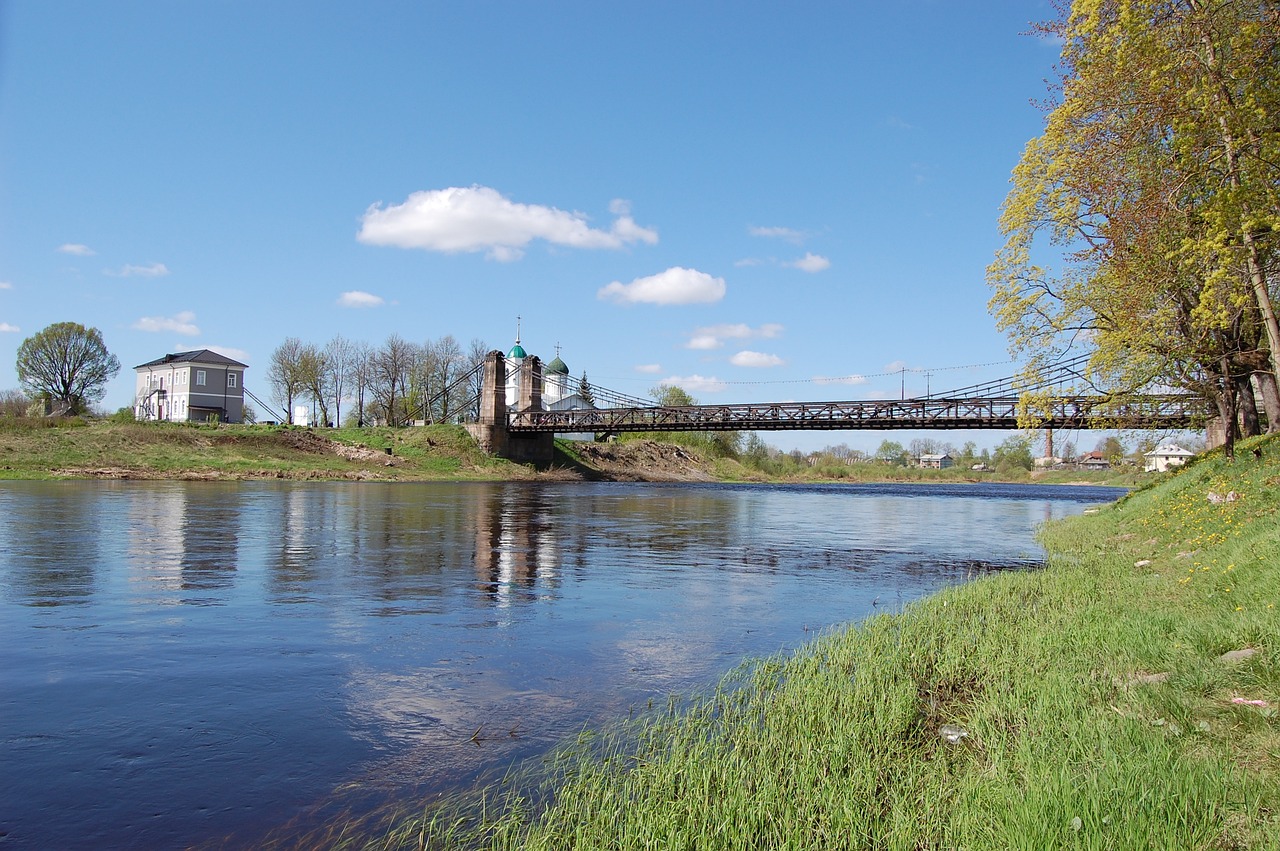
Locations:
196;370;206;387
227;372;238;388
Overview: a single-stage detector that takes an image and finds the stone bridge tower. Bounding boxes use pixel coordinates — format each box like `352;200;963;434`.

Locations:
465;349;555;464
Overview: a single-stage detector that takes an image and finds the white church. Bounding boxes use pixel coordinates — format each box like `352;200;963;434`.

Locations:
503;328;597;439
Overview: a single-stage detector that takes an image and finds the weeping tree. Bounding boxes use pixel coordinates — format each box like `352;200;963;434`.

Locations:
16;321;120;415
987;0;1280;457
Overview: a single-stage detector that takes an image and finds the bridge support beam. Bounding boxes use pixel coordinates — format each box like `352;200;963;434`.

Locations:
465;350;555;465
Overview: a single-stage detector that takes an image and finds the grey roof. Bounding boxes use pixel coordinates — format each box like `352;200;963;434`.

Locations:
134;349;249;369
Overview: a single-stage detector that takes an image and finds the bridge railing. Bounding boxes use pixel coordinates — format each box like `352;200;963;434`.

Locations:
507;393;1206;434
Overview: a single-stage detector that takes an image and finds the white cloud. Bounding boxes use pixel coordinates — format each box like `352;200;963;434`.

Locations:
0;281;11;289
357;185;658;261
598;267;725;306
885;115;915;131
786;252;831;273
634;363;663;374
730;350;784;368
685;322;782;349
660;374;727;394
733;257;764;267
57;243;95;256
748;225;807;244
133;310;200;336
198;345;252;364
107;262;170;278
687;334;723;350
337;290;385;308
885;360;907;373
0;322;19;333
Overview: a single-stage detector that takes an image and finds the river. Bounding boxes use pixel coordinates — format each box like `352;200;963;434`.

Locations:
0;480;1119;848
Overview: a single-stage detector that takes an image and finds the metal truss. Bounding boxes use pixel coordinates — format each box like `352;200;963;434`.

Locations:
507;393;1205;434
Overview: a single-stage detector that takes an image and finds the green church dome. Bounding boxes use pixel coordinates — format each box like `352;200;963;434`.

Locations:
508;343;527;359
546;356;569;375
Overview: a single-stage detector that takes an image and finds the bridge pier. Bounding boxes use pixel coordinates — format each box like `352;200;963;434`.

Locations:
465;350;555;465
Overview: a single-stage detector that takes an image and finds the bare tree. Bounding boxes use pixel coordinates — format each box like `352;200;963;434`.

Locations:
268;337;307;424
420;334;465;422
908;438;943;460
0;389;31;417
371;334;416;426
323;335;354;428
297;342;331;426
347;340;374;427
465;337;489;421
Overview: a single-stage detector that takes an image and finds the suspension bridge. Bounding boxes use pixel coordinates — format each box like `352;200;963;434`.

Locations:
453;350;1207;463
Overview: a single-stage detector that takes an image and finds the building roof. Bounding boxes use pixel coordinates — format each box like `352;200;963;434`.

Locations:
508;343;527;359
545;355;569;375
134;349;249;369
1145;444;1194;458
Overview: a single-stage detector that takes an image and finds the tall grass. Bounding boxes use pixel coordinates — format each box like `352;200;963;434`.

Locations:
375;434;1279;850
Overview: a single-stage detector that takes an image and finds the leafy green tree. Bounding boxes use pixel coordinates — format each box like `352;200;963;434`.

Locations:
643;384;741;458
652;384;696;407
874;439;908;466
16;322;120;415
987;0;1280;457
992;435;1034;472
1095;436;1127;466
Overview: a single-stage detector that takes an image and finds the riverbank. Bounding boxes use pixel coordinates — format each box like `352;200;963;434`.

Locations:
383;434;1278;849
0;418;1138;486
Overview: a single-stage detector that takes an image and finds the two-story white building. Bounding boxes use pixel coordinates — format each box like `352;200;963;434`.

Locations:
134;349;248;423
1144;443;1195;472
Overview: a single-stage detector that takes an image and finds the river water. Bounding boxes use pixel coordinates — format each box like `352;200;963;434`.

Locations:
0;480;1119;848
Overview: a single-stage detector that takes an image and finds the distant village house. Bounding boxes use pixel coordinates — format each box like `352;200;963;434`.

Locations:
918;453;953;469
134;350;248;424
1144;443;1194;473
1078;451;1111;470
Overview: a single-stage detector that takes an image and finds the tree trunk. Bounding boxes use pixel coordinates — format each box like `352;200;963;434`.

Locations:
1235;374;1261;438
1255;371;1280;434
1217;354;1237;459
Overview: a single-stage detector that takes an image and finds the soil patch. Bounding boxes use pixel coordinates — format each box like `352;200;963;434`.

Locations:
567;440;716;482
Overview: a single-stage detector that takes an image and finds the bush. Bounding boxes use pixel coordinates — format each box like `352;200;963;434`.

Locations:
0;389;30;417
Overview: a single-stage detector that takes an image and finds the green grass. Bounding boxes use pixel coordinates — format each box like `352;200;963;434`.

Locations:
367;434;1279;850
0;419;527;480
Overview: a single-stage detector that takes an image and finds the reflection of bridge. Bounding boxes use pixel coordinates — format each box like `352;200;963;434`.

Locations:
461;350;1207;463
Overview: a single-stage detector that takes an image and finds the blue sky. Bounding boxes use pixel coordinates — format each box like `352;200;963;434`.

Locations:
0;1;1064;452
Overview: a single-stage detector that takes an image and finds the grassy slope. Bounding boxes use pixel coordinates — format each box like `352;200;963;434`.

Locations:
401;435;1279;850
0;419;527;480
0;419;1138;486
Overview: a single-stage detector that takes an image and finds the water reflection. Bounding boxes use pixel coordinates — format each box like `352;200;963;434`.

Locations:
123;484;241;600
0;480;1121;850
473;485;560;609
0;483;105;606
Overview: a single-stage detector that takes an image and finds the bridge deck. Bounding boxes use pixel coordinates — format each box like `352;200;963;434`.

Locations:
507;395;1204;434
